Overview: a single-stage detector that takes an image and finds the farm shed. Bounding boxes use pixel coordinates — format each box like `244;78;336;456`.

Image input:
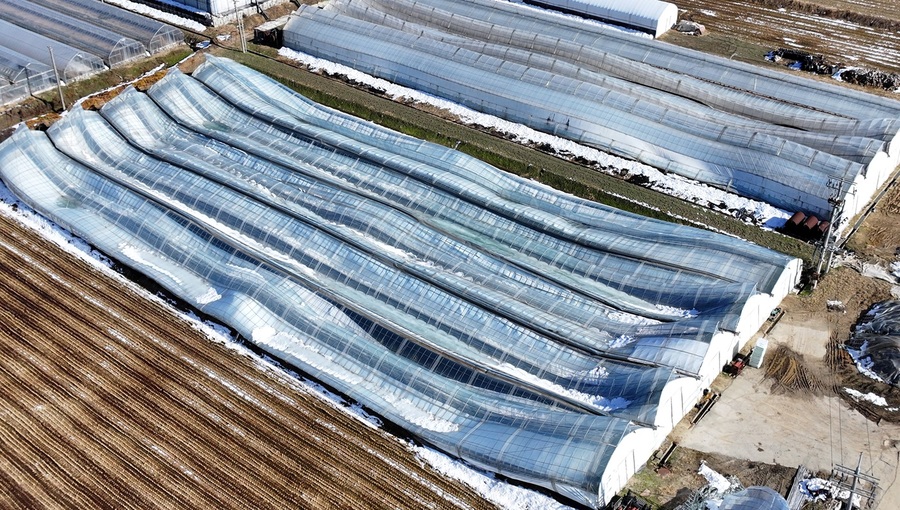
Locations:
0;19;106;83
283;0;900;230
0;0;147;68
0;56;800;508
524;0;678;37
25;0;183;54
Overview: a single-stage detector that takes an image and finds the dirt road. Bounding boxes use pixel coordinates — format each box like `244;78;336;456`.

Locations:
0;212;497;510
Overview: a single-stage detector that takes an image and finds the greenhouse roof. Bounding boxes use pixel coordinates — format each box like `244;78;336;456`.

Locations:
0;0;147;67
284;0;900;226
0;56;800;507
0;18;106;83
27;0;183;54
525;0;678;37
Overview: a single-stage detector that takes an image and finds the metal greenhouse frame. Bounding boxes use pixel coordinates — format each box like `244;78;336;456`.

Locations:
0;57;800;508
0;0;147;67
27;0;183;54
0;19;106;83
0;46;56;106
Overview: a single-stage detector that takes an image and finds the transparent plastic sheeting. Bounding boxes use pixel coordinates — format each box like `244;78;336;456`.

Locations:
849;300;900;385
282;0;900;220
0;57;799;507
525;0;678;37
719;487;789;510
0;46;56;106
0;0;147;67
26;0;183;53
0;18;106;83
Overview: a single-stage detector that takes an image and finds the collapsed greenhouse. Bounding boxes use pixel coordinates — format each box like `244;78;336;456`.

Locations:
282;0;900;229
0;56;801;507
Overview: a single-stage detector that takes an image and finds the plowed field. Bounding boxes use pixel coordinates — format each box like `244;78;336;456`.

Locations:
670;0;900;73
0;212;496;510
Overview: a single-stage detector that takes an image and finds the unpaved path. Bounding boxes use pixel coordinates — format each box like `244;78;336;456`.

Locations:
0;212;497;510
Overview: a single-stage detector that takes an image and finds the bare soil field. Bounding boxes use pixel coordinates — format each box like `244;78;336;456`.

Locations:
667;0;900;74
0;212;497;510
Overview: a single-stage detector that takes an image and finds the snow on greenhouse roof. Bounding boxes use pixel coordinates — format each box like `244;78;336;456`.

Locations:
283;0;900;230
523;0;678;37
0;56;800;507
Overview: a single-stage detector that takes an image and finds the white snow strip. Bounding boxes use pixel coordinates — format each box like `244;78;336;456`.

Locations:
843;387;889;407
277;47;791;230
498;363;631;412
72;63;165;110
845;341;887;383
699;461;732;493
119;244;184;285
101;0;207;32
415;446;574;510
195;287;222;304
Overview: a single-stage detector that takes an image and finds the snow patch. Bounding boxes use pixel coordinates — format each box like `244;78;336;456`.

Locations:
415;446;573;510
843;387;889;407
195;287;222;304
101;0;207;32
699;461;732;493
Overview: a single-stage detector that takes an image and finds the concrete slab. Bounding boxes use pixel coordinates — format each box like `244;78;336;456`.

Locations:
678;367;900;509
767;313;831;360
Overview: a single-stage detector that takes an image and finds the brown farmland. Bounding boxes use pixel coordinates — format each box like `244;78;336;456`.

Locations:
669;0;900;74
0;212;496;510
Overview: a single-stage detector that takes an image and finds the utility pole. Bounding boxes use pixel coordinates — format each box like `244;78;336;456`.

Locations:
833;452;879;510
47;46;66;111
233;0;247;53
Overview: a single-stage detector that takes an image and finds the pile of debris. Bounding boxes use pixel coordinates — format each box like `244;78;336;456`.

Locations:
764;345;826;394
674;19;707;36
846;300;900;386
766;48;900;91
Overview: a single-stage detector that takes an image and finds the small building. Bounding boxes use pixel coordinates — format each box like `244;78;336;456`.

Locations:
253;15;290;47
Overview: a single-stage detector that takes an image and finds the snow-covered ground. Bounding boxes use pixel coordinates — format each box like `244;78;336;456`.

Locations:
0;174;573;509
278;48;791;231
102;0;207;32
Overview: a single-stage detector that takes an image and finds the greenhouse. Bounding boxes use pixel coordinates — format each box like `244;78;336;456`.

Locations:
0;19;106;83
524;0;678;37
282;0;900;228
0;0;147;67
0;57;800;508
0;46;56;107
26;0;183;54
